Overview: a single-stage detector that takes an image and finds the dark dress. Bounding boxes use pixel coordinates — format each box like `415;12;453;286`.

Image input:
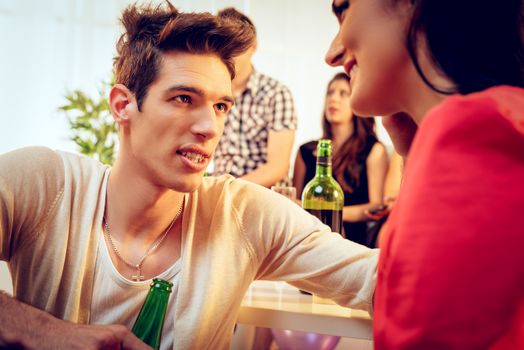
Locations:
298;136;377;246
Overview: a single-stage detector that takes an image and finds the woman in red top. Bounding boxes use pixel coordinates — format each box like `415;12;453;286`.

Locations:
325;0;524;349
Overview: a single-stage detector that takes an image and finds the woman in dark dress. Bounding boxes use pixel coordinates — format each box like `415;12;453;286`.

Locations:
293;72;388;246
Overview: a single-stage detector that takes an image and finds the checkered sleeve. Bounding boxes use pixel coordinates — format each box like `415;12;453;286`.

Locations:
268;84;297;131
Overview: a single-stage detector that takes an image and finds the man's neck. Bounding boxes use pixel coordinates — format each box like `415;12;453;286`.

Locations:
102;156;185;281
106;159;184;240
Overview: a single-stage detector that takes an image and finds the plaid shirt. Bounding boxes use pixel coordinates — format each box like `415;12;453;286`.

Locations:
212;69;297;177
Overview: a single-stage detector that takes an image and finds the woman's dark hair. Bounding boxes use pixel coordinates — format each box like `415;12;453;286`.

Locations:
114;2;253;110
394;0;524;94
322;73;377;193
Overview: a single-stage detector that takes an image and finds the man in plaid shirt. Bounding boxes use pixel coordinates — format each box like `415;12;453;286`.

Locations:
212;8;297;187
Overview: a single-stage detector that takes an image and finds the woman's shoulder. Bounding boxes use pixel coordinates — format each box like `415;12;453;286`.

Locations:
357;134;380;160
297;140;318;158
416;86;524;163
364;134;379;150
300;140;319;150
426;85;524;136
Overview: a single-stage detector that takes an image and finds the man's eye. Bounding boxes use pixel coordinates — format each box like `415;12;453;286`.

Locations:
215;103;229;113
173;95;191;104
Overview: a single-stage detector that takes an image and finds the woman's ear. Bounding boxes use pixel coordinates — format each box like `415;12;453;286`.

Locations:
109;84;135;126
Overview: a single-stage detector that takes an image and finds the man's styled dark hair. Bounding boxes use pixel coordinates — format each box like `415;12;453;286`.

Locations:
391;0;524;94
217;7;257;47
113;2;253;110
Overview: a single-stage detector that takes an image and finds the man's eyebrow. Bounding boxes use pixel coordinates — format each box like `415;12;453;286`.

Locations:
332;0;349;17
220;95;235;105
166;85;234;105
167;85;203;96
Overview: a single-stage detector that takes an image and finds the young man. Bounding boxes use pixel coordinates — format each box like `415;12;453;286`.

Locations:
0;3;377;349
211;8;297;187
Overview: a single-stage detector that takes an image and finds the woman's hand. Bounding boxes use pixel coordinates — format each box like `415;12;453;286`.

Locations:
364;204;390;220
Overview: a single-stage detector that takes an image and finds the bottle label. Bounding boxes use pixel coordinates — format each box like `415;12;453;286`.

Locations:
316;156;331;167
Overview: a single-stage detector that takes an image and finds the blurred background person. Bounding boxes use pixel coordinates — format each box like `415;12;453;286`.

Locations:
212;7;297;188
293;72;388;247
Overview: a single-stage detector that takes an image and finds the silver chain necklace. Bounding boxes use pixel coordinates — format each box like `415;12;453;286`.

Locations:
102;200;184;282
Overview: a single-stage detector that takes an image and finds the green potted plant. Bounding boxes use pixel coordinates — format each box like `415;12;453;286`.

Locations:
59;78;118;165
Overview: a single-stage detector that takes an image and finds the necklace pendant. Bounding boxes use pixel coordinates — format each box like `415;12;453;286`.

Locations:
132;266;145;282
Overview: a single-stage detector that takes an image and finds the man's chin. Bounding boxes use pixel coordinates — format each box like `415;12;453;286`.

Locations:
170;177;203;193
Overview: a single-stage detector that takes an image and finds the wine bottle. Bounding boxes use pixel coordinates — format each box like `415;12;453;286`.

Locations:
132;278;173;349
302;139;344;236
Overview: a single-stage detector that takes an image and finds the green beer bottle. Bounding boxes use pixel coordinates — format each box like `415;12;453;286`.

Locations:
132;278;173;349
302;139;345;236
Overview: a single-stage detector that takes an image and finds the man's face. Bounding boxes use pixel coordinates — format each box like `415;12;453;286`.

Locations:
122;52;233;192
326;0;414;117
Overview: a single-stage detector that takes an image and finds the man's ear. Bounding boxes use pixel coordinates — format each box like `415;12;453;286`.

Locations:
109;84;136;126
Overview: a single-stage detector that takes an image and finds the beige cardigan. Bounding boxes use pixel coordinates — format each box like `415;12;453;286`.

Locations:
0;147;378;349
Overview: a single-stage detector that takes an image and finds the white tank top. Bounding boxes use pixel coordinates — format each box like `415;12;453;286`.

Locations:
90;230;181;350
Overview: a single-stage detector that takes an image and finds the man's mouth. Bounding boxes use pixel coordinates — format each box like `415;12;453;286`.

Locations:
176;150;209;164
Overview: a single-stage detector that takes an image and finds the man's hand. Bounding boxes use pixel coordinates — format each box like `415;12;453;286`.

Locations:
35;323;151;350
3;320;151;350
0;292;150;350
381;112;418;157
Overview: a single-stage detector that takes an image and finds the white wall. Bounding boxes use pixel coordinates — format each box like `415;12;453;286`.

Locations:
0;0;391;290
0;0;392;155
0;0;341;154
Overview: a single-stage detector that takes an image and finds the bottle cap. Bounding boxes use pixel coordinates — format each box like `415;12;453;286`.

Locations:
151;278;173;293
318;139;332;147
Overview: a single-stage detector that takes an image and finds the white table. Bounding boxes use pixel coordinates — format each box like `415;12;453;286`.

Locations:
236;280;373;340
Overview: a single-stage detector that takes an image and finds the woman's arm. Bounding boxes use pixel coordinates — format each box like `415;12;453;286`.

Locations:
383;150;403;203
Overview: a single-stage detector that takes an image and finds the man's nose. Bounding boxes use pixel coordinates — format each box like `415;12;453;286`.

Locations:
192;106;219;139
325;31;346;67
